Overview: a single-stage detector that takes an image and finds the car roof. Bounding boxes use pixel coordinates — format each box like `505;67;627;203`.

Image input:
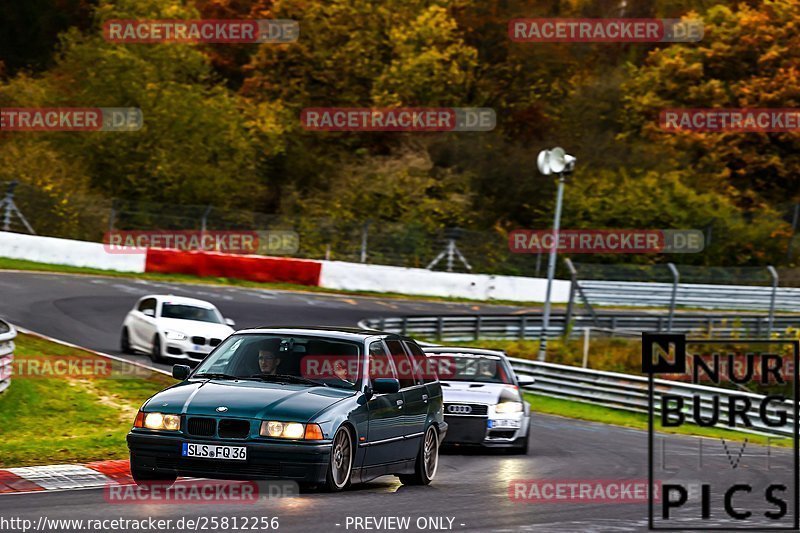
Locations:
236;326;414;342
423;346;508;358
140;294;218;308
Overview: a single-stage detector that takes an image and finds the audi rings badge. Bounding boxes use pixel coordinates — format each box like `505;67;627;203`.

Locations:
447;404;473;415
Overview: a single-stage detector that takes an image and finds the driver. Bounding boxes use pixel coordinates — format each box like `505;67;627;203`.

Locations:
332;359;355;386
258;349;281;375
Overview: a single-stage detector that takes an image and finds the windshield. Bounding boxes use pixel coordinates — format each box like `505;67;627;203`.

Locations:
193;334;363;390
429;353;512;384
160;303;222;324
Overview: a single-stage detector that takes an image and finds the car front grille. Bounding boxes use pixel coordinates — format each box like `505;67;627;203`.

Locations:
191;336;206;345
187;417;216;436
445;403;488;416
488;429;517;440
210;338;222;347
218;419;250;439
442;417;487;444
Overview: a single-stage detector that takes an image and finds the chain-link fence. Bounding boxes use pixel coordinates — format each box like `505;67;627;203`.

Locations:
0;181;550;275
4;180;800;280
570;262;777;286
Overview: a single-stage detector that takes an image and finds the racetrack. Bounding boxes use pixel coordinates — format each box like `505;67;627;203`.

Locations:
0;270;793;532
0;270;532;372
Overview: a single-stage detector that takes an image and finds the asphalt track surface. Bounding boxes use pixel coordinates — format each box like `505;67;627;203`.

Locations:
0;270;795;532
0;270;532;373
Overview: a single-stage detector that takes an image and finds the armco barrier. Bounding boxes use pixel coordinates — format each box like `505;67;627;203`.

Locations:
360;313;800;341
0;320;16;394
510;358;795;438
145;248;322;286
577;280;800;312
4;230;800;309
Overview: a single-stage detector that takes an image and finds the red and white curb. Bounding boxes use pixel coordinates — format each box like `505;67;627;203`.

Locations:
0;460;133;494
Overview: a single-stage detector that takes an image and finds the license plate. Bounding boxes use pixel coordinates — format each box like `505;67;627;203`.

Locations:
182;443;247;461
490;419;521;429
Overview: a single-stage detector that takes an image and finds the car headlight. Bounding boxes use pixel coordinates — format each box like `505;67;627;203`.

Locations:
164;330;187;341
133;411;181;431
495;401;523;414
260;421;324;440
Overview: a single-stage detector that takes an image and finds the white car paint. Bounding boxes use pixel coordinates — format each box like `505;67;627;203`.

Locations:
426;347;532;450
121;294;235;363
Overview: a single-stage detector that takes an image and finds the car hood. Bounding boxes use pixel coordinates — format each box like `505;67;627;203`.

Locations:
157;318;233;339
440;381;518;405
147;380;354;421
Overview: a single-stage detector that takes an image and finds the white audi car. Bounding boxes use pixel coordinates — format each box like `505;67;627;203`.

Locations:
424;346;532;454
121;295;235;363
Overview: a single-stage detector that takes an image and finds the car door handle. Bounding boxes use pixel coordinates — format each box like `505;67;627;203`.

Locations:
422;394;428;403
396;399;404;406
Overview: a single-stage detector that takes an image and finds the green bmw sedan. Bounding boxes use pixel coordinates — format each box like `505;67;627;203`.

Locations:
127;327;447;491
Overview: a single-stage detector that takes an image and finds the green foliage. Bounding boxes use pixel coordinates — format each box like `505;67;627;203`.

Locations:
622;1;800;206
0;0;797;268
0;0;281;209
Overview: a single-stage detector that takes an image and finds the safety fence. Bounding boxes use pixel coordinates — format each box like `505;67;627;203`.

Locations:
359;313;800;342
0;319;16;394
575;280;800;312
567;260;800;316
510;358;794;438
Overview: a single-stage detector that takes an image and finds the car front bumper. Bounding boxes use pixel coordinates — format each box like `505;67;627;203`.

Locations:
127;432;333;484
163;338;215;362
442;413;528;448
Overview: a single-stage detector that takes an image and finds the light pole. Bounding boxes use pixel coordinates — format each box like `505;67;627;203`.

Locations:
537;147;576;361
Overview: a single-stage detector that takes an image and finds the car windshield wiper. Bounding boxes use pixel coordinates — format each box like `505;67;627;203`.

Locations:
249;373;328;387
192;372;243;380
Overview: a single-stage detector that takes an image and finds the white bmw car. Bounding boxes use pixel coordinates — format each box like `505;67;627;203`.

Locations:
121;295;235;363
424;346;532;454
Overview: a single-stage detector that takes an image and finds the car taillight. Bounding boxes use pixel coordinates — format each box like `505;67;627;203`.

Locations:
133;411;145;428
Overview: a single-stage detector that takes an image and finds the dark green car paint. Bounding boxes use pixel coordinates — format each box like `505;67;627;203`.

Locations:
127;328;447;486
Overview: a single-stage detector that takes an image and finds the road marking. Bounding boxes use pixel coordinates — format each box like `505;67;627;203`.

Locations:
7;465;111;491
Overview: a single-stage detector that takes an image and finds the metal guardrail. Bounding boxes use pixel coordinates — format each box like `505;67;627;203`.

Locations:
509;358;795;438
359;313;800;341
0;319;16;394
577;280;800;312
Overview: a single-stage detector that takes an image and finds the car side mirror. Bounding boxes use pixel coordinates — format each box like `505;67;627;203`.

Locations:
224;318;235;327
172;364;191;380
372;378;400;394
142;309;155;318
516;374;535;387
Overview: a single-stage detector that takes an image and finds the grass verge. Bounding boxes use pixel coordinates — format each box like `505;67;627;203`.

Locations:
0;333;173;467
429;337;643;374
524;392;792;447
